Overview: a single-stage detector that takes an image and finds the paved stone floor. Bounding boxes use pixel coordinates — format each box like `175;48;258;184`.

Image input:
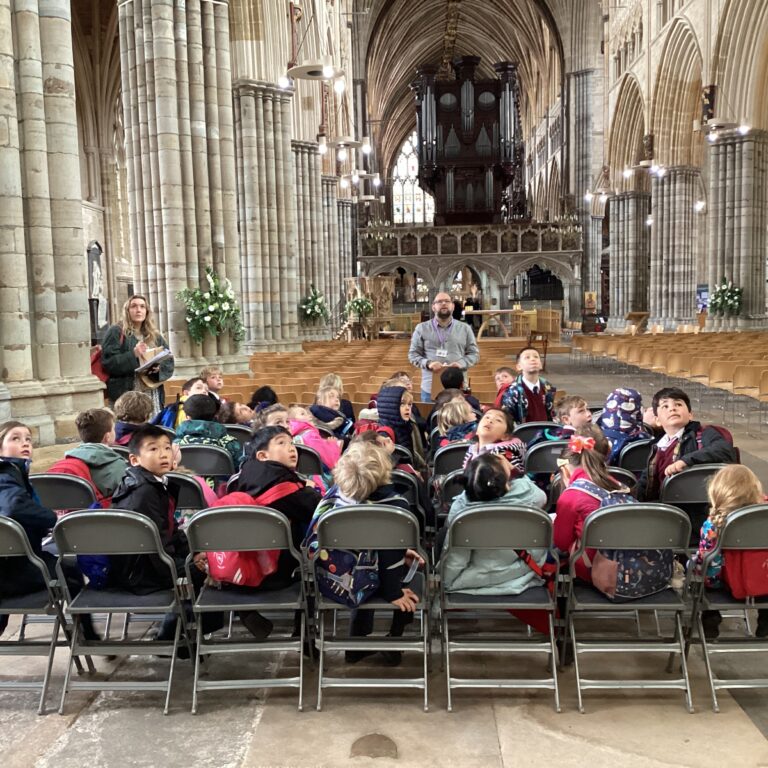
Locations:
6;351;768;766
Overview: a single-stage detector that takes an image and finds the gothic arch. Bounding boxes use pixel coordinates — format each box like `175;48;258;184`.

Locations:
607;74;647;193
650;17;703;168
546;160;561;220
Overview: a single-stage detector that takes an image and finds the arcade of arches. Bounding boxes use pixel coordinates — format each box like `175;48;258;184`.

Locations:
3;0;768;440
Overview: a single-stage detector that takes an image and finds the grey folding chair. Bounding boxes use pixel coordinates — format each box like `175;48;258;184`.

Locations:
391;468;427;533
178;444;235;478
29;474;98;511
692;504;768;712
608;466;638;490
110;444;131;460
312;505;430;711
618;438;654;475
53;510;191;715
565;503;693;713
512;421;559;445
296;444;323;477
432;442;470;478
185;506;308;713
225;424;252;449
0;518;79;714
393;444;415;466
439;504;561;712
525;440;569;474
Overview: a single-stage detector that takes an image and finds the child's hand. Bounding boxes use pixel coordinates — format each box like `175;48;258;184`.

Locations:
391;587;420;612
664;459;687;477
305;478;316;489
404;548;425;568
171;443;181;470
193;552;208;572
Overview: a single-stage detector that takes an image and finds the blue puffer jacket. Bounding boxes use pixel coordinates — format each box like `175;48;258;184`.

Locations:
377;386;412;452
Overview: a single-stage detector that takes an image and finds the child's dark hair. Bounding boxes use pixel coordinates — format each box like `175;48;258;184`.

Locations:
250;425;291;455
651;387;691;415
558;424;616;491
184;393;220;421
515;346;540;362
215;401;238;424
128;424;172;455
433;388;464;409
440;367;464;390
182;376;204;393
248;386;278;410
479;407;516;439
464;453;509;502
75;408;115;443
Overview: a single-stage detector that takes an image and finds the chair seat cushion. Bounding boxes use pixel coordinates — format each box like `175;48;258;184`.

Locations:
572;584;685;610
444;585;552;609
69;587;176;612
0;590;51;612
197;582;301;609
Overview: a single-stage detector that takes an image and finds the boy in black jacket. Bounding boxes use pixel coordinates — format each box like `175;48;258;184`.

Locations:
636;387;737;501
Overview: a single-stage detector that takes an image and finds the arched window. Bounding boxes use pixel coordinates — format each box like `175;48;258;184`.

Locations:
391;131;435;225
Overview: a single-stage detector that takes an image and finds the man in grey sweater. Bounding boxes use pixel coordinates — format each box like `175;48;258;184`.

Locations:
408;292;480;402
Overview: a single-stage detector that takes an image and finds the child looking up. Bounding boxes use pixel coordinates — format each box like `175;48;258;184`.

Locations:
437;397;477;446
493;366;516;408
530;395;592;447
501;347;556;423
153;376;208;429
319;373;355;422
286;404;342;474
596;387;649;465
462;407;526;478
251;403;289;430
215;401;255;427
310;386;354;439
113;391;153;445
201;366;225;401
377;385;427;471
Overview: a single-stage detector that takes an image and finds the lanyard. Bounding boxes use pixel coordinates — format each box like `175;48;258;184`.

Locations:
432;318;454;346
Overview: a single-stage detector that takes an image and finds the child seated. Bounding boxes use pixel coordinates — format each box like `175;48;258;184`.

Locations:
304;441;422;666
439;367;481;412
442;453;547;594
437;397;477;447
153;377;208;429
286;404;342;473
50;408;127;504
248;386;278;412
201;365;225;402
529;395;592;447
501;347;556;423
113;391;153;445
493;366;516;408
692;465;768;638
310;386;354;439
0;421;97;639
596;387;649;465
173;394;244;470
319;373;355;421
377;385;427;471
636;387;736;501
462;408;526;478
215;401;255;427
251;403;289;430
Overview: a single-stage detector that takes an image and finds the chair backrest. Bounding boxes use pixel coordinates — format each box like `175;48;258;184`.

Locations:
525;440;569;474
178;444;235;476
433;442;470;476
579;503;691;551
393;444;414;465
618;438;654;472
719;504;768;549
660;463;729;504
439;469;466;509
296;444;323;476
186;506;294;554
166;472;208;510
0;518;54;600
225;424;252;448
512;421;559;444
111;444;131;460
29;473;97;511
315;504;420;550
391;468;418;505
444;503;552;550
608;466;637;489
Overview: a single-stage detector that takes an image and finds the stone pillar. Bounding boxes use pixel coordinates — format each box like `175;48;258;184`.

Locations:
118;0;242;369
323;176;340;309
608;192;650;326
707;129;768;329
587;215;603;298
0;0;103;442
649;167;699;328
233;81;300;351
338;199;354;283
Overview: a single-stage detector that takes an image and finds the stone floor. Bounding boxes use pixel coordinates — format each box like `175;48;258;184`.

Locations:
5;350;768;767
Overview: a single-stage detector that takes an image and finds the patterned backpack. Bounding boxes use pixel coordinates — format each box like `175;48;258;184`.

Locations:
569;478;674;601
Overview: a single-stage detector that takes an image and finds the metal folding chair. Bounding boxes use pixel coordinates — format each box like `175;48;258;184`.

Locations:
53;510;192;715
393;444;415;466
512;421;559;445
225;424;252;449
178;444;235;478
0;518;83;714
312;505;430;711
29;474;98;511
185;506;309;713
618;438;654;475
110;444;131;460
524;440;569;474
391;468;427;533
431;442;471;478
296;444;323;476
608;466;638;490
440;504;561;712
565;503;693;713
691;504;768;712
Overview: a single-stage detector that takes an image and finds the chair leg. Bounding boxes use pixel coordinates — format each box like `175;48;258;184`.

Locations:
316;611;325;712
570;617;585;714
676;613;694;714
423;609;429;713
164;614;182;716
19;614;28;642
697;613;720;713
548;612;561;713
191;616;204;715
121;613;130;641
58;615;79;715
297;610;305;712
444;613;453;712
38;615;60;715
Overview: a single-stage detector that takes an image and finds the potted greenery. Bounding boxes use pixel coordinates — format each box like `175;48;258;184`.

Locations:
709;278;743;317
346;296;374;323
299;284;330;325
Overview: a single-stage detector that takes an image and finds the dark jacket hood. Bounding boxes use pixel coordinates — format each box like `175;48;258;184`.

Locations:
235;459;302;498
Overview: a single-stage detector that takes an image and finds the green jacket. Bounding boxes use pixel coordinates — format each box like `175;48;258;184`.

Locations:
101;325;174;404
65;444;128;498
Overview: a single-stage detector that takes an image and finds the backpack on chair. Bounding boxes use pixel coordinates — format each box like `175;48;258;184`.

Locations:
569;478;674;601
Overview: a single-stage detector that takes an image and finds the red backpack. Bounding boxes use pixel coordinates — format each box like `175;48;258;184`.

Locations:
723;550;768;599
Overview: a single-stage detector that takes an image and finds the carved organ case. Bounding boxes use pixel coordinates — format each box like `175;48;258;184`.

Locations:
413;57;525;225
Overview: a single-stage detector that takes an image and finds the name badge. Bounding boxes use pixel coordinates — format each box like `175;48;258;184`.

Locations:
436;348;448;358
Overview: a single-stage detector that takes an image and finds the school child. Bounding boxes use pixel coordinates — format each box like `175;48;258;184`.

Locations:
436;397;477;447
310;386;354;439
153;377;209;429
319;373;355;422
501;347;557;423
286;404;343;473
493;366;516;408
113;390;154;445
200;365;225;401
596;387;650;465
438;367;481;412
636;387;736;501
215;401;256;427
173;394;244;470
441;453;547;594
304;441;423;666
248;386;278;412
692;465;768;638
251;403;289;430
462;408;526;477
49;409;127;504
529;395;593;448
377;385;427;471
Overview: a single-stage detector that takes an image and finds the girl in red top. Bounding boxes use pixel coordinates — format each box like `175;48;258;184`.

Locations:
553;427;627;582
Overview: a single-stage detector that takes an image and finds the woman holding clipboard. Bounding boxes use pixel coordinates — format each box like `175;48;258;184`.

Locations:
101;295;175;415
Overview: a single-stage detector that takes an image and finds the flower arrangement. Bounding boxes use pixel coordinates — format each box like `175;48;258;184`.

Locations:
177;266;245;347
299;284;330;324
709;278;743;317
346;296;374;319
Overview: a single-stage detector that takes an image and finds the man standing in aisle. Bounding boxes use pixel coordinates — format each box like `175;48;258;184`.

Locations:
408;292;480;402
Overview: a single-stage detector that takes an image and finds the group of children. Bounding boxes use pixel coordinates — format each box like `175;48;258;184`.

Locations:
0;345;766;659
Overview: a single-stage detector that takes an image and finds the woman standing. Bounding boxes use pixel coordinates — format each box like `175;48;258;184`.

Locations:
101;295;174;415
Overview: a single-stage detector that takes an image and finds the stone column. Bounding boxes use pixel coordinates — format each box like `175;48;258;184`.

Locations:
233;81;300;351
587;215;603;298
323;176;340;309
0;0;103;442
707;129;768;329
608;192;650;326
649;167;699;328
338;199;354;283
118;0;242;369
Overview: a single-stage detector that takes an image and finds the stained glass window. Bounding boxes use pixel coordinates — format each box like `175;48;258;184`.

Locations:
392;130;435;225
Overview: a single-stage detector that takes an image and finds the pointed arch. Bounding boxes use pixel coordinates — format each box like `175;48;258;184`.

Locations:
607;74;647;193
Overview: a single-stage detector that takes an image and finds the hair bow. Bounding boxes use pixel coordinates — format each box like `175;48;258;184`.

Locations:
568;435;596;454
